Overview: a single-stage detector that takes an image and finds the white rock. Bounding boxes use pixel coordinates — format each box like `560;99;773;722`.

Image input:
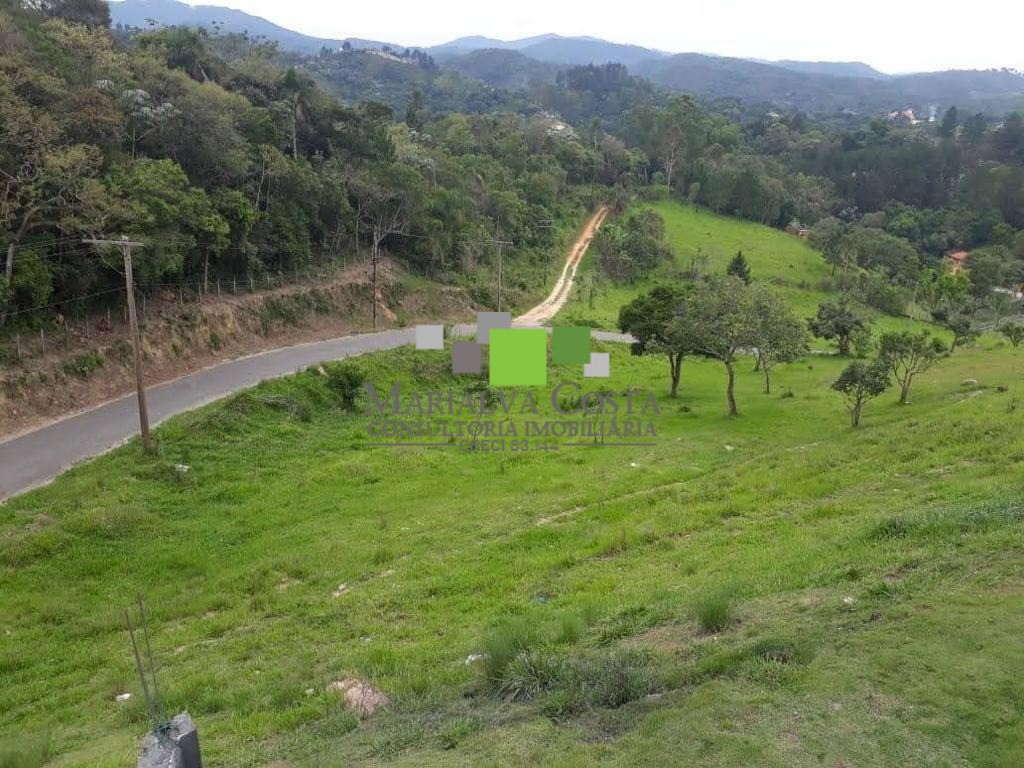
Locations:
115;692;131;702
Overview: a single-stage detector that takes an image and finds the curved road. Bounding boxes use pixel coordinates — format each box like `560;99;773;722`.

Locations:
0;209;625;500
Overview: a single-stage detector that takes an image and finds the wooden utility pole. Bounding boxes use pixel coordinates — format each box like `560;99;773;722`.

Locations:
483;236;512;312
84;236;151;453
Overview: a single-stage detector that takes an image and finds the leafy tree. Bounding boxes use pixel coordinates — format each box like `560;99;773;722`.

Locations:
877;331;946;404
808;300;869;356
618;284;692;396
1000;322;1024;347
832;359;891;427
753;286;808;393
944;313;979;351
671;276;760;416
726;250;751;284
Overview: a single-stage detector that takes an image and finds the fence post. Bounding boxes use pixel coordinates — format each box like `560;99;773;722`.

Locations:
40;328;45;356
15;334;21;360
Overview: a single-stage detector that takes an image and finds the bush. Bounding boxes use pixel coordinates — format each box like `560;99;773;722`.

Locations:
62;351;104;379
326;363;363;411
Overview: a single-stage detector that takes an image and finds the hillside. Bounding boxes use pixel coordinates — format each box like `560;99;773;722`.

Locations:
558;200;943;342
442;49;561;89
2;322;1021;765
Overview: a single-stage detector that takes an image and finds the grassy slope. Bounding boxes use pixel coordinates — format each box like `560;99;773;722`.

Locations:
559;199;945;343
1;333;1022;766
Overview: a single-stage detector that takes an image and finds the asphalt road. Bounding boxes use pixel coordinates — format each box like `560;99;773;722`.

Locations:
0;209;628;500
0;329;421;499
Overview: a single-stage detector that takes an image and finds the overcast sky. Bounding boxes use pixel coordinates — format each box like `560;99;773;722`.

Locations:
167;0;1022;73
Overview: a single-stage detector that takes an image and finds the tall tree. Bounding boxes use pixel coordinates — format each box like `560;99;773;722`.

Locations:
672;276;760;416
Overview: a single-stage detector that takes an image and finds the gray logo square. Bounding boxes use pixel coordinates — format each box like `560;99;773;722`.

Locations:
415;324;444;350
452;342;482;374
476;312;511;345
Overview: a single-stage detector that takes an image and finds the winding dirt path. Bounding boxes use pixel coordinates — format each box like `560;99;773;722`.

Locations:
515;206;609;326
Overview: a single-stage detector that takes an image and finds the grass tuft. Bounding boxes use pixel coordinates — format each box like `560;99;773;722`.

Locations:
692;589;735;633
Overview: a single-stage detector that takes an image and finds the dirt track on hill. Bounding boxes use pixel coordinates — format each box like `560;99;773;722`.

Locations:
515;206;609;326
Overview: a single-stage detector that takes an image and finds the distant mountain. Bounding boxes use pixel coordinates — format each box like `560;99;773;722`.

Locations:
107;1;1024;116
770;60;888;80
108;0;400;53
635;53;1024;115
432;33;667;68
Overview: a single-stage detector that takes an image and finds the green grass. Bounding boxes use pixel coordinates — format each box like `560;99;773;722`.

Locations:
2;328;1023;766
560;199;946;345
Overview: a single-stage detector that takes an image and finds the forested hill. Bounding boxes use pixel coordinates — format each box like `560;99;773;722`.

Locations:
3;0;1024;340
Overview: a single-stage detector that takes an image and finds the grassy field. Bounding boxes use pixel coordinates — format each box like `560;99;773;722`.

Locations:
2;328;1023;766
559;199;945;343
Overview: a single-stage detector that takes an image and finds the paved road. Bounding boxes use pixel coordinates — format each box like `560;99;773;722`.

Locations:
0;329;418;498
0;211;627;500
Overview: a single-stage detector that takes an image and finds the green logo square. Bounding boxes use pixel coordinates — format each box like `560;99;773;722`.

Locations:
489;328;547;387
552;326;591;365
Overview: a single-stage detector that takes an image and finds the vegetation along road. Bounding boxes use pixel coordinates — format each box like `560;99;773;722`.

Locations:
0;211;611;500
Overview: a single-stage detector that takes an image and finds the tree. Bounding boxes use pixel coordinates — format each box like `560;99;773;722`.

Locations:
618;284;692;397
877;331;946;404
809;300;869;356
278;67;316;159
944;313;979;351
938;106;958;139
999;322;1024;348
832;359;891;427
753;287;808;393
25;0;110;26
672;276;760;416
726;250;751;284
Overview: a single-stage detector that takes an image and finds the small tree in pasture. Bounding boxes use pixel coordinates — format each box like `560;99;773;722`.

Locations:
809;300;869;356
672;276;760;416
1000;322;1024;348
832;359;891;427
726;250;751;284
618;285;693;397
753;287;808;394
877;331;946;404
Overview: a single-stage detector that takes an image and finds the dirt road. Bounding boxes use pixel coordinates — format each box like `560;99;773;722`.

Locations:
0;209;612;499
515;206;609;326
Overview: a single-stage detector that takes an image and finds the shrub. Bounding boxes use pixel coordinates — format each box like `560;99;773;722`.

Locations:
326;363;363;411
62;351;104;379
